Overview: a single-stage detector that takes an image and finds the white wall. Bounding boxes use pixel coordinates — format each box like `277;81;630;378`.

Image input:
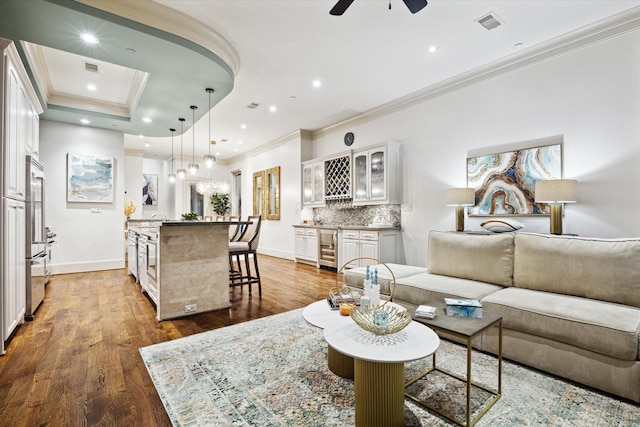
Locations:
228;133;303;259
39;120;126;273
312;29;640;266
38;28;640;270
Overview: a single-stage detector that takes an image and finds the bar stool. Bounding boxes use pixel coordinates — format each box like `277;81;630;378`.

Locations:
229;215;262;297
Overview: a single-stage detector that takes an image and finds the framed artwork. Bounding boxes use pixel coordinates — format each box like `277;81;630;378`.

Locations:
142;174;158;206
467;143;562;216
67;153;114;203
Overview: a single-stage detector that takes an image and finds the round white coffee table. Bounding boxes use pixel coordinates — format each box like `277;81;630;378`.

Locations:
303;299;356;378
324;321;440;427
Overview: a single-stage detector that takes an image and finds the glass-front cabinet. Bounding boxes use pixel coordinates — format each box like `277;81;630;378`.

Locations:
352;142;401;205
302;161;325;206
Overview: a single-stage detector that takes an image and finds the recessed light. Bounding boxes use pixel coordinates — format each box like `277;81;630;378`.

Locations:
312;79;321;88
238;140;243;145
80;33;99;44
86;84;96;91
126;47;136;54
216;152;221;156
145;143;150;147
138;135;144;139
142;117;152;123
269;105;277;112
428;46;437;53
80;119;90;125
241;124;247;129
514;42;523;48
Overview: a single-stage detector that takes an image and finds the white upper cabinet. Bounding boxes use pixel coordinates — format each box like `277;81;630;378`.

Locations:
2;40;42;200
352;142;401;205
302;161;325;207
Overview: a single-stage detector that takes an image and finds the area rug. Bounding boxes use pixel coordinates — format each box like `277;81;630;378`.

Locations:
140;309;639;426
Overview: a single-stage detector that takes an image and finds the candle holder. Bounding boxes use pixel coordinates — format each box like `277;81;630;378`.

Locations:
336;257;412;335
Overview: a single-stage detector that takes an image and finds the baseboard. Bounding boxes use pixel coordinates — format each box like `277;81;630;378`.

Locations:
51;259;125;274
257;248;294;261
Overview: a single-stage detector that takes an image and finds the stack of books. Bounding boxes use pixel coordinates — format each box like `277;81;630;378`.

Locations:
327;289;361;310
415;305;437;319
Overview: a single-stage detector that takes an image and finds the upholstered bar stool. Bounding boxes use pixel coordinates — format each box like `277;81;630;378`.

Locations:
229;215;262;297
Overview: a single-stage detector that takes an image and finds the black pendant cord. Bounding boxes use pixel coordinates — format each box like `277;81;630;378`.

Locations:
170;128;175;173
179;118;185;170
191;105;197;164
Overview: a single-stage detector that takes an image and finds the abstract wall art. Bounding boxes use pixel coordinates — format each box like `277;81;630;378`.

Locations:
467;143;562;216
67;153;114;203
142;174;158;205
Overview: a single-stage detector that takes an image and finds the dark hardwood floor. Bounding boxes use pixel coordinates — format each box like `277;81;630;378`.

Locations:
0;255;337;427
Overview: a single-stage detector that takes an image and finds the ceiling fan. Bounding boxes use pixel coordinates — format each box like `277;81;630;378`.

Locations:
330;0;428;15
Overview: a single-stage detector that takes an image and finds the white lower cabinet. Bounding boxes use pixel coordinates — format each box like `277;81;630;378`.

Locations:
294;227;318;266
3;198;26;343
341;228;401;269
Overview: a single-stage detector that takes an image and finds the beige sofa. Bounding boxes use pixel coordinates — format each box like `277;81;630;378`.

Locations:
344;230;640;403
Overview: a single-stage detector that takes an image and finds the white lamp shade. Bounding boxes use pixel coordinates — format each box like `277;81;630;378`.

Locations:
445;188;475;206
535;179;577;203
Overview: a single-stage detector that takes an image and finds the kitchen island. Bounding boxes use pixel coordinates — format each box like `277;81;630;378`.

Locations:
129;220;242;321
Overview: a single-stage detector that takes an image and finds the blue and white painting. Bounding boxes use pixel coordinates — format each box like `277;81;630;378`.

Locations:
467;144;561;215
67;153;114;203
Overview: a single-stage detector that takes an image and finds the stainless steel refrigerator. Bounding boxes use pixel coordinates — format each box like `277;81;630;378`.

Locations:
25;155;46;320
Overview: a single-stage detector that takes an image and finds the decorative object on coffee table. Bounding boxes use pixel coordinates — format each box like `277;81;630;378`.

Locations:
337;257;412;335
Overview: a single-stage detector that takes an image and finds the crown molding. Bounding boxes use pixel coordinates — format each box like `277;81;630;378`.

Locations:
227;129;309;164
313;6;640;139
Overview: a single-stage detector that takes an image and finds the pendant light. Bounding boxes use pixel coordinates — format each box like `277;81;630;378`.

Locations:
203;88;216;168
188;105;199;175
168;127;176;183
176;118;187;179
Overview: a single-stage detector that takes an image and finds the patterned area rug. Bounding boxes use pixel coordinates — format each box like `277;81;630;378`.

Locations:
140;309;639;426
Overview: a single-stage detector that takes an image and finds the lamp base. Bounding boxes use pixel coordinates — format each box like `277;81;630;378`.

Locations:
455;207;465;232
549;203;563;235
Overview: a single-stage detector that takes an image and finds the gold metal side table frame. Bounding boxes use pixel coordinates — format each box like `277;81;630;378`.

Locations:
405;316;502;427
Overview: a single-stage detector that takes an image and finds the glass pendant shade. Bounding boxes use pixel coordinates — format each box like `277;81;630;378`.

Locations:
188;162;199;175
177;169;186;179
203;154;216;168
168;173;176;183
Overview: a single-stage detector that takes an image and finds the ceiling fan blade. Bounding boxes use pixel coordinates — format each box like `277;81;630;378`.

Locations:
402;0;428;14
330;0;355;16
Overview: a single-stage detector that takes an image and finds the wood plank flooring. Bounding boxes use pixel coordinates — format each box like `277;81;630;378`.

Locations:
0;255;338;427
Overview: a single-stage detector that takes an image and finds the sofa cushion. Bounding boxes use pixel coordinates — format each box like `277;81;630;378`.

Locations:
343;263;427;295
394;272;503;306
513;233;640;308
481;287;640;361
427;230;514;287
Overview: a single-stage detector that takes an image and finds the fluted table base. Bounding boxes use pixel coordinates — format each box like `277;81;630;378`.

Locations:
354;359;405;427
327;345;354;379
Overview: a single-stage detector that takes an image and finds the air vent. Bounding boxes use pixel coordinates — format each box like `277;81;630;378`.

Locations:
476;13;503;31
84;62;99;73
247;102;260;109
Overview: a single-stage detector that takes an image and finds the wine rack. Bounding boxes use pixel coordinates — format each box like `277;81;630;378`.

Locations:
324;155;351;199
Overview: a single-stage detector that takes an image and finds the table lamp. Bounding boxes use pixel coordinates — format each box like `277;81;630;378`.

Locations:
445;188;475;232
534;179;577;235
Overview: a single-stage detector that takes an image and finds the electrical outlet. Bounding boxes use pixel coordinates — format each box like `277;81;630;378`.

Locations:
185;304;197;313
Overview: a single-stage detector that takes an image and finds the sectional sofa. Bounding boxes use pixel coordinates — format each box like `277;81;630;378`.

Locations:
343;230;640;403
